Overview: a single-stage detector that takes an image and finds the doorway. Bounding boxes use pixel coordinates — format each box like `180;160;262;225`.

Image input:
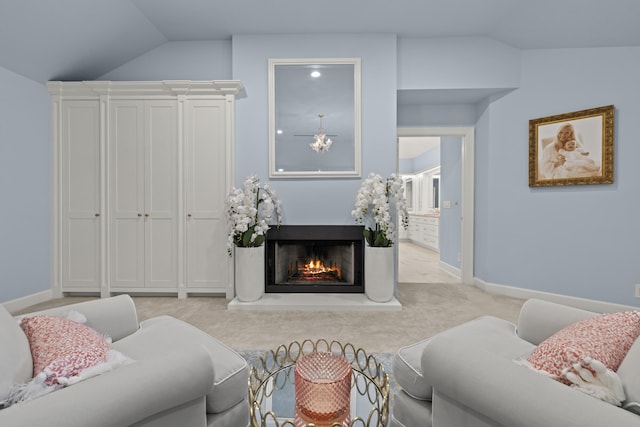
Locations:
397;127;474;285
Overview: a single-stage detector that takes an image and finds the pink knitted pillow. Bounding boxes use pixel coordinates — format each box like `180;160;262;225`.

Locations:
526;311;640;380
20;315;111;385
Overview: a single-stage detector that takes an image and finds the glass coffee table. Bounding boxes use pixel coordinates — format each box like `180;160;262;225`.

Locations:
248;339;390;427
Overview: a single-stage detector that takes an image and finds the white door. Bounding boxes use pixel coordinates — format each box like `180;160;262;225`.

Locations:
110;100;177;289
184;99;227;292
61;100;101;290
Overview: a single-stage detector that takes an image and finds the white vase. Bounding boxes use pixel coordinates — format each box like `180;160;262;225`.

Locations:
235;245;265;302
364;245;394;302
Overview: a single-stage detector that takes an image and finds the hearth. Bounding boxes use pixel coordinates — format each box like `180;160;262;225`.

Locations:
265;225;364;293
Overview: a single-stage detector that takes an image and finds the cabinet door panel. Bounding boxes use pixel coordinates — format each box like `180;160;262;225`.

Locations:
147;103;176;216
189;105;224;215
112;103;144;215
110;101;145;287
112;218;144;287
187;219;226;288
61;101;100;290
64;219;99;288
145;101;177;287
185;100;226;290
147;218;176;287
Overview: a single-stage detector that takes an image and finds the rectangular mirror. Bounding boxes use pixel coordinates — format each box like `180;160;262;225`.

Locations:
269;58;361;178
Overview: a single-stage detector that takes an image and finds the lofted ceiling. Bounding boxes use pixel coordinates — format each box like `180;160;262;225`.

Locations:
1;0;639;85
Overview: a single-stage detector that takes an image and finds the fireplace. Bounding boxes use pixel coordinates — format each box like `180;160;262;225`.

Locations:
265;225;364;293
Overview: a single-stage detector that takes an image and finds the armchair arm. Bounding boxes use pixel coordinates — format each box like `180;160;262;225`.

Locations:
15;295;139;342
0;344;215;427
422;335;639;427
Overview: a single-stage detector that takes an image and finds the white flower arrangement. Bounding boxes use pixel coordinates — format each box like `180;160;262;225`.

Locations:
351;173;409;247
225;175;282;256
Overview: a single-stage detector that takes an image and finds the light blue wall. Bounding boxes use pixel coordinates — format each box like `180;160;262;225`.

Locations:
231;34;397;225
397;104;477;127
397;37;521;90
0;67;51;301
474;47;640;306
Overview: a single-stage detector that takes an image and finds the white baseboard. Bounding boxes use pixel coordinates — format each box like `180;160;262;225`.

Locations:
439;260;461;279
2;290;53;313
473;278;638;313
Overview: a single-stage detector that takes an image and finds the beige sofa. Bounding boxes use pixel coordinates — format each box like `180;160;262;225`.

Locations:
0;295;249;427
391;299;640;427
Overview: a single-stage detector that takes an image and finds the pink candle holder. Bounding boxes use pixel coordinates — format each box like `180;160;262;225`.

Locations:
294;351;352;426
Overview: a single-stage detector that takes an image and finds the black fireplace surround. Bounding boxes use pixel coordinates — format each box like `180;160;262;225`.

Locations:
265;225;364;293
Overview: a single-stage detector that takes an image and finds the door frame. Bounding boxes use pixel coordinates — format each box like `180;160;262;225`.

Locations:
397;127;474;284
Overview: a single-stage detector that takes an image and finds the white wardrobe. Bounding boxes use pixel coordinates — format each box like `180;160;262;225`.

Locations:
48;81;244;299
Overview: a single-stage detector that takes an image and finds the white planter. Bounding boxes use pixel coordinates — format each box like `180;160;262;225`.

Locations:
235;245;265;302
364;246;394;302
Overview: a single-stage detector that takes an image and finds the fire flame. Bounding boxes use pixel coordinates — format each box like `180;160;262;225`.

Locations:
303;259;341;279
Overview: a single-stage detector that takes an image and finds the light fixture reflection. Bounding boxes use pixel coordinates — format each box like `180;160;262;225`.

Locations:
310;114;332;153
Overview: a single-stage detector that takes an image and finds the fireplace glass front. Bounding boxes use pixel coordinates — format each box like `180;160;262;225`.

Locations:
275;241;354;285
265;225;364;293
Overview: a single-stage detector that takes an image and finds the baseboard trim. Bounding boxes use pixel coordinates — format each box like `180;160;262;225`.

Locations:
2;290;53;313
473;278;638;313
439;261;461;279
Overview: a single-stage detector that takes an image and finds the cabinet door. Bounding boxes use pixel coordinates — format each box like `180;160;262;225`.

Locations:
110;100;178;289
184;100;227;292
61;100;101;290
144;101;177;288
110;101;145;288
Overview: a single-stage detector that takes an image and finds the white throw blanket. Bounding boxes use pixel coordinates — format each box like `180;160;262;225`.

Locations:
563;357;626;406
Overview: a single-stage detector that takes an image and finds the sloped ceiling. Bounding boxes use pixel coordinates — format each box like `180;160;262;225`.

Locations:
0;0;166;83
1;0;640;84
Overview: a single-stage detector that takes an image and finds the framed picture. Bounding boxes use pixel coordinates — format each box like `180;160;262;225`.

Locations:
528;105;614;187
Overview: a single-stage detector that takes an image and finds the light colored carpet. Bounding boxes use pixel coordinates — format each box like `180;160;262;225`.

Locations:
13;282;525;353
398;242;460;284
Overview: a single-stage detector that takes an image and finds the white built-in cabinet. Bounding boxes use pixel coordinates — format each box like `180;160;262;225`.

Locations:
407;214;440;252
49;81;244;299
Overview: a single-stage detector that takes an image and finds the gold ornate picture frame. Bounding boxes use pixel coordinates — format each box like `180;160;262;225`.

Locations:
529;105;614;187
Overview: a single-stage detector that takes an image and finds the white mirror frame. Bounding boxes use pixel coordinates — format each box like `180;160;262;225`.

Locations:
268;58;361;178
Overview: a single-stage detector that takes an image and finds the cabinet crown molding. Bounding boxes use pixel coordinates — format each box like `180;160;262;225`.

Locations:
47;80;245;98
